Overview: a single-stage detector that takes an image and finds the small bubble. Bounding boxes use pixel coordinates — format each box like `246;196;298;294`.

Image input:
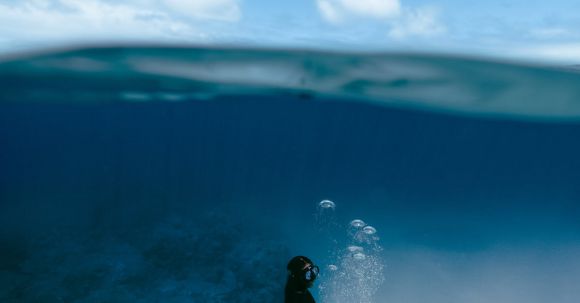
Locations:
347;245;364;252
353;252;366;260
328;264;338;271
319;200;336;209
363;226;377;235
350;219;366;228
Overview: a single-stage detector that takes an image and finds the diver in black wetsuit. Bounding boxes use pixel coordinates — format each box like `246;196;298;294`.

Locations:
285;256;319;303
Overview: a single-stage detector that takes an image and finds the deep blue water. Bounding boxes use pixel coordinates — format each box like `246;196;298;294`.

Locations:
1;47;580;303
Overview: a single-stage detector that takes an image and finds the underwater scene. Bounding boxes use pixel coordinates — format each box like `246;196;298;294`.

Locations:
1;47;580;303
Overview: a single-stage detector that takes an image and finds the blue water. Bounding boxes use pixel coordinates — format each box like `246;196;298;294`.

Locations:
1;46;580;303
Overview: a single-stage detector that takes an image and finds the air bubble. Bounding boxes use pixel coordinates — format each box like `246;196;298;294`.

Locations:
363;226;377;235
347;245;364;252
350;219;365;228
319;200;336;209
328;264;338;271
353;252;366;260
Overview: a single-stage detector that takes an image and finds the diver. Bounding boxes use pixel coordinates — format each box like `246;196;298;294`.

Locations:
285;256;319;303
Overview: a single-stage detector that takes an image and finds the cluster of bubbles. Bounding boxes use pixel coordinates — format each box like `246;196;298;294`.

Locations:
316;200;385;303
349;218;379;245
346;245;366;260
347;219;379;262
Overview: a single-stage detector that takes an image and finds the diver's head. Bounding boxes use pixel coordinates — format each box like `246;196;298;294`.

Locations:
287;256;319;288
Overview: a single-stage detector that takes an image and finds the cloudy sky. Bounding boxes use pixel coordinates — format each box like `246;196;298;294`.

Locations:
1;0;579;62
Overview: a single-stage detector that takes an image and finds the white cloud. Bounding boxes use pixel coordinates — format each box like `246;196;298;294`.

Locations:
163;0;241;22
317;0;343;24
314;1;445;40
509;43;580;63
529;28;576;40
388;7;446;39
0;0;242;53
316;0;401;23
340;0;401;18
0;1;195;43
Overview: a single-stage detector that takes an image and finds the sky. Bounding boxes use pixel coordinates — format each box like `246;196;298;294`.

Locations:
0;0;580;62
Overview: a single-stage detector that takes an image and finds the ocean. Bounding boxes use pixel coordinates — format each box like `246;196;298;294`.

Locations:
1;46;580;303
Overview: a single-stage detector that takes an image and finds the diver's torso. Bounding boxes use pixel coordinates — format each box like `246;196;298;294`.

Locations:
285;288;315;303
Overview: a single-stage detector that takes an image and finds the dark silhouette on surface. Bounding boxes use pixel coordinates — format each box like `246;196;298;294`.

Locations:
285;256;318;303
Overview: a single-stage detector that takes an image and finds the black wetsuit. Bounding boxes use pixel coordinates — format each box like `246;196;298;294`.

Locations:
285;279;316;303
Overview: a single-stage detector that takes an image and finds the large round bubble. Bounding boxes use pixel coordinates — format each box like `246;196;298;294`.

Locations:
363;226;377;235
350;219;366;228
319;200;336;209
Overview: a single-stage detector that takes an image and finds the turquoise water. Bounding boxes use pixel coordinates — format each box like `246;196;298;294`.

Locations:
1;46;580;303
2;47;580;120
